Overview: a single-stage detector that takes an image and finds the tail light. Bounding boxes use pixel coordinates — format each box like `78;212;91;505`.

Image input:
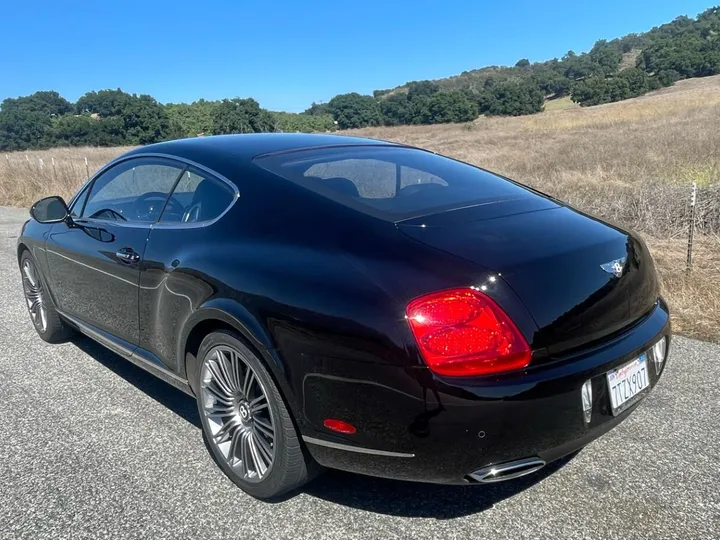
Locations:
405;288;531;376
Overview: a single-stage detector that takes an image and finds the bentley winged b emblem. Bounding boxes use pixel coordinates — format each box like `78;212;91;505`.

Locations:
600;257;627;278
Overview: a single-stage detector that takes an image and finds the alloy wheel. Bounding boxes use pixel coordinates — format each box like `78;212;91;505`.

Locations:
200;345;276;483
22;259;47;333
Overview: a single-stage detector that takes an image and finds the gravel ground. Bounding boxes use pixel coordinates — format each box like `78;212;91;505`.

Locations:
0;206;718;539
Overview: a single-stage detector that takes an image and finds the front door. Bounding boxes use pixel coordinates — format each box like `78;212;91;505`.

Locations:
46;157;186;347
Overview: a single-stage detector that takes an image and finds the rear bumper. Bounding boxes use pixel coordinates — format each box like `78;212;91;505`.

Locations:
302;299;671;484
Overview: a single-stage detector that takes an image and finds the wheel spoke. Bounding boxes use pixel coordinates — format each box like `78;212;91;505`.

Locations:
242;369;255;398
230;350;242;392
216;349;237;392
39;306;47;331
249;394;268;413
24;282;38;296
204;381;233;406
253;417;274;441
251;402;268;413
207;359;233;397
248;432;267;476
214;417;239;444
253;427;274;463
204;402;235;416
28;298;42;316
240;430;252;478
23;262;37;287
228;425;243;464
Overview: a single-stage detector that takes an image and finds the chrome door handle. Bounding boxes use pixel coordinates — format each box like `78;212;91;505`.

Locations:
116;248;140;264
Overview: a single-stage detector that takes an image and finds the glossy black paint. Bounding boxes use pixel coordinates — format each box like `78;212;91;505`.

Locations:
46;219;150;346
17;134;670;484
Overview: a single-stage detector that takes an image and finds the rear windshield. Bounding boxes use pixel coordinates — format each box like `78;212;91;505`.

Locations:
253;145;531;220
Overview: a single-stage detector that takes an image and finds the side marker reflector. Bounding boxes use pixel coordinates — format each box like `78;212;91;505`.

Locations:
323;418;357;434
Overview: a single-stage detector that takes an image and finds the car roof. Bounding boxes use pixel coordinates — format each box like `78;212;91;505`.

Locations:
125;133;400;167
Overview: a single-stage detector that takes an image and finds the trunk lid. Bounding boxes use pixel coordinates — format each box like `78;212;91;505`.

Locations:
398;200;659;356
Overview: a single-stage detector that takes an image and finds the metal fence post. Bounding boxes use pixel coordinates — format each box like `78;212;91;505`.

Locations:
686;182;697;276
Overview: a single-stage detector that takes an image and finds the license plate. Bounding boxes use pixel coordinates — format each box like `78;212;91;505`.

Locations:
606;354;650;415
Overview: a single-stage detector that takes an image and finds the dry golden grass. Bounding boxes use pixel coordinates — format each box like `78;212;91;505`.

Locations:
0;146;131;207
648;236;720;341
1;76;719;341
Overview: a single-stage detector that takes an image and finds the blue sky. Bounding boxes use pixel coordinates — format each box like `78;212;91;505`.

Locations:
1;1;714;112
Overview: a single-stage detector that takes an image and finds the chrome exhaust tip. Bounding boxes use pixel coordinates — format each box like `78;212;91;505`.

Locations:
469;457;546;483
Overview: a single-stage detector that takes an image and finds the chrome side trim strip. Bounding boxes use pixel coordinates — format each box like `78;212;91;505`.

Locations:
302;436;415;458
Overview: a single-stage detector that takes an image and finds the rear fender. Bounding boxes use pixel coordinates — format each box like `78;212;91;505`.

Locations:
179;297;276;388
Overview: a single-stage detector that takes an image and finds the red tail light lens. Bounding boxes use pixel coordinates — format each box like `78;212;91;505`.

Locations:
406;288;531;376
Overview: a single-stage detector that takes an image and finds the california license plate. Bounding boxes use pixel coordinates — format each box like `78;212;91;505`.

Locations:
606;354;650;415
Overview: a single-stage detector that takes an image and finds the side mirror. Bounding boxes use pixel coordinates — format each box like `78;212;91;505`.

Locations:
30;196;70;224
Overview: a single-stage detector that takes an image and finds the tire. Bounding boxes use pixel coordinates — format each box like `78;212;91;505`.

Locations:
195;330;317;499
19;251;74;343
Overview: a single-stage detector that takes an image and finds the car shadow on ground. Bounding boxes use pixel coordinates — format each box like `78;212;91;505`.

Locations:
301;455;576;519
71;336;202;428
72;334;577;519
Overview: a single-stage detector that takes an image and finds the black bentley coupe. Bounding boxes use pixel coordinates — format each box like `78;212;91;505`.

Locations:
17;134;670;498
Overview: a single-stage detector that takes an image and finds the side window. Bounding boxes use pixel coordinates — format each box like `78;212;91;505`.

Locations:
160;167;235;224
82;159;185;223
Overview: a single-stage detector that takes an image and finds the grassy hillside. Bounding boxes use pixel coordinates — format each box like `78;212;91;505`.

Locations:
1;76;719;342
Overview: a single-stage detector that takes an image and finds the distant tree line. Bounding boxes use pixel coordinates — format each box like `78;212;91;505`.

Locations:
1;7;718;150
0;90;336;151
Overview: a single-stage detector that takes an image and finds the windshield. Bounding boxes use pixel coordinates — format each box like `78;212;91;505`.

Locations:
253;145;532;220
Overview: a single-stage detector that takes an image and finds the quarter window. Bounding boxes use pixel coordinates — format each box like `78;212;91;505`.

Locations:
159;167;235;224
255;146;529;219
305;159;396;198
304;160;447;199
82;159;185;222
